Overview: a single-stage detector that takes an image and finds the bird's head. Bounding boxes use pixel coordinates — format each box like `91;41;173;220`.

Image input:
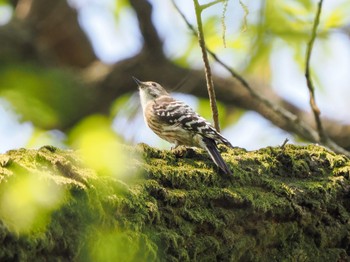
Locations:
133;77;170;110
133;77;169;101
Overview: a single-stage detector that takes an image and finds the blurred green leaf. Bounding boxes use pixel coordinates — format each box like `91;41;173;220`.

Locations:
0;0;9;5
222;107;246;130
0;170;65;234
323;2;350;29
203;15;223;49
243;0;331;75
0;64;90;129
297;0;314;10
324;8;344;29
197;98;214;122
114;0;131;22
84;229;158;262
69;114;130;178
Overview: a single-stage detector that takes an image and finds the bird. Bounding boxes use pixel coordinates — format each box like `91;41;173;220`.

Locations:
133;77;233;175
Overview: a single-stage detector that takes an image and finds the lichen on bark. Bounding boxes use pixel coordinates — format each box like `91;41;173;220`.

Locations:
0;144;349;261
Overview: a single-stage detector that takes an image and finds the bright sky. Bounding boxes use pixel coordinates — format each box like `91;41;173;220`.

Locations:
1;0;350;153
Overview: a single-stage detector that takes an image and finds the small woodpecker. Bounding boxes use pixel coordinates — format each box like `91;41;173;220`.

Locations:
134;77;232;175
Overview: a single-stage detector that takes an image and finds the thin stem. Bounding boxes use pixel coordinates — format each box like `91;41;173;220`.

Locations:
201;0;223;11
193;0;220;132
305;0;325;142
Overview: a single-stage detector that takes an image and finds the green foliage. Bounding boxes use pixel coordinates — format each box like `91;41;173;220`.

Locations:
324;1;350;29
0;64;90;129
68;114;130;178
246;0;315;73
244;0;349;74
0;169;65;234
179;0;349;76
0;0;9;6
83;229;158;262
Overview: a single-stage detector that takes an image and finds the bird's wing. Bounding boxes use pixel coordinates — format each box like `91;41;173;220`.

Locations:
153;96;232;147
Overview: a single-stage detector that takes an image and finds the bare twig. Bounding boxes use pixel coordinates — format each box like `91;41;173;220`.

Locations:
221;0;228;47
201;0;223;10
280;138;289;149
302;0;350;156
193;0;221;132
172;0;350;157
239;0;249;32
305;0;326;142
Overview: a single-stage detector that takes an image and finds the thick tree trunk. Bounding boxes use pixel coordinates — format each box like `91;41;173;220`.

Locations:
0;144;349;261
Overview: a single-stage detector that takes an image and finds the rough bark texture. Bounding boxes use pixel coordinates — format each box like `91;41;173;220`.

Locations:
0;145;350;261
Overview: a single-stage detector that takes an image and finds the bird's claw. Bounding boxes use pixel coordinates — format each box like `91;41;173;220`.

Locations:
172;146;189;157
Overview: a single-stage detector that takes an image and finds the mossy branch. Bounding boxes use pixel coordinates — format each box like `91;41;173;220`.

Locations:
193;0;221;132
1;145;350;260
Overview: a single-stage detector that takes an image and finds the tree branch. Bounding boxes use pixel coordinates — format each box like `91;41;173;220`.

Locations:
26;0;96;68
129;0;164;59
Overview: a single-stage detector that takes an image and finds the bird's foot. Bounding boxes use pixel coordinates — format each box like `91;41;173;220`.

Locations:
172;146;196;158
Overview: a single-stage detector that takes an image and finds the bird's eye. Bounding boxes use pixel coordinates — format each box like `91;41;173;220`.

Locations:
151;83;157;87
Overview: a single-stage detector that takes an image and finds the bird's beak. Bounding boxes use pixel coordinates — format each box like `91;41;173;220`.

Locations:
132;76;144;88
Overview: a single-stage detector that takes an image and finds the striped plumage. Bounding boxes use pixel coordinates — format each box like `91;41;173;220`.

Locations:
134;77;233;175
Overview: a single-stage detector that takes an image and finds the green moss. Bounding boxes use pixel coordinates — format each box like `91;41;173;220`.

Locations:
0;144;350;261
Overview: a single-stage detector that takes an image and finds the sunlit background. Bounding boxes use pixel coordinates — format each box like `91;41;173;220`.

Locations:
1;1;350;259
1;0;350;153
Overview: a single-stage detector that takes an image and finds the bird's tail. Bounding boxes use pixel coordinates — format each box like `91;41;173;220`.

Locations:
202;137;232;175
